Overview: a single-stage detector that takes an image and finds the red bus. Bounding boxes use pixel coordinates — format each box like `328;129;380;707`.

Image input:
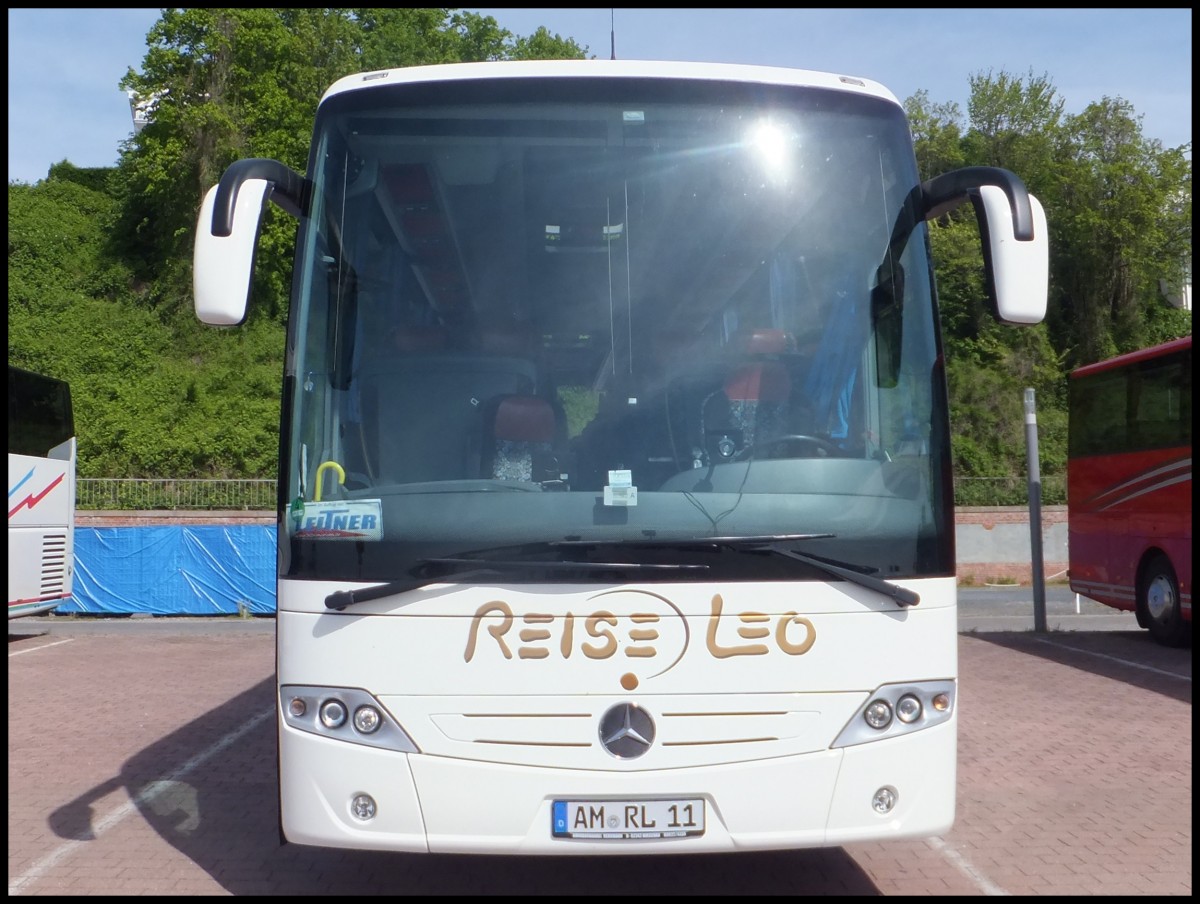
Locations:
1067;335;1192;646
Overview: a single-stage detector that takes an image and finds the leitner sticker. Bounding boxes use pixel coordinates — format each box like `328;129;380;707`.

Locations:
294;499;383;540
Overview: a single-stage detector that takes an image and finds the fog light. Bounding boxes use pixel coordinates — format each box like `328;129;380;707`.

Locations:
354;705;382;734
288;697;307;718
896;694;922;723
864;699;893;729
872;786;898;814
350;793;377;821
320;699;348;729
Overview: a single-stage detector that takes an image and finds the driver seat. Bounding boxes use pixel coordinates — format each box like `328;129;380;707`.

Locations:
482;394;560;483
705;329;794;458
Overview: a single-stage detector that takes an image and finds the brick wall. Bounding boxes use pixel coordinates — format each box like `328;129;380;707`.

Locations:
954;506;1068;586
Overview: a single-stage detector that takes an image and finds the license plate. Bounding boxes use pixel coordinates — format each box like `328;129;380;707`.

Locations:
552;798;705;840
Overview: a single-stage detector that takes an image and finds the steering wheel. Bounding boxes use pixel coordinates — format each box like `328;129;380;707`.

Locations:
734;434;839;460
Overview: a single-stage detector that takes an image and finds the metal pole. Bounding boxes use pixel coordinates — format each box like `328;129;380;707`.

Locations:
1024;388;1047;632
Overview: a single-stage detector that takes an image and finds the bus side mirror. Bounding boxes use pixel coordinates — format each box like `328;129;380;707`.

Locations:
193;179;269;326
974;186;1049;326
918;166;1049;327
193;157;309;326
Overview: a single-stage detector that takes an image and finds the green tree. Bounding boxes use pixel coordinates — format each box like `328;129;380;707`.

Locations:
509;25;590;61
904;90;966;181
1050;97;1192;367
963;68;1064;186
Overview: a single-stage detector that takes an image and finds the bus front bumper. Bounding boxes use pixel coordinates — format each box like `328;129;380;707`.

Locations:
278;717;956;854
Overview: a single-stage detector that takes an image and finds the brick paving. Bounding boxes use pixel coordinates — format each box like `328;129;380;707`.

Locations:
8;619;1191;895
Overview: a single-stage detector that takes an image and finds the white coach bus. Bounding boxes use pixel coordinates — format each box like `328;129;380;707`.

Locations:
8;365;77;619
193;59;1048;854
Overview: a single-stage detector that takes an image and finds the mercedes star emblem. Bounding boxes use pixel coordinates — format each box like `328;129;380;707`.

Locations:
598;702;656;758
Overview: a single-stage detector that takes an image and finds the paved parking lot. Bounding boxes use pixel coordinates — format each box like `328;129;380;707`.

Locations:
8;615;1191;896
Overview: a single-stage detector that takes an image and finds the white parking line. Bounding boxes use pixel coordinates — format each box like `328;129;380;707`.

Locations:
928;835;1010;895
8;706;275;896
1029;636;1191;680
9;637;74;657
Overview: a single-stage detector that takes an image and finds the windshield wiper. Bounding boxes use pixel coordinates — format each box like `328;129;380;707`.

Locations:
553;534;919;608
324;557;709;610
325;533;918;611
759;543;920;608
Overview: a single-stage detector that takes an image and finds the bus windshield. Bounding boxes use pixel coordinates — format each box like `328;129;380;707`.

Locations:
284;76;950;585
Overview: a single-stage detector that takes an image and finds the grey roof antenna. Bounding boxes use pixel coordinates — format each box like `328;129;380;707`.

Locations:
610;9;616;60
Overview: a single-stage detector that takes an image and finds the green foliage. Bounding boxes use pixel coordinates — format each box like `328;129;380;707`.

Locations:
44;162;118;195
1047;97;1193;367
904;90;966;181
557;386;601;439
508;25;589;61
963;68;1064;186
8;176;284;478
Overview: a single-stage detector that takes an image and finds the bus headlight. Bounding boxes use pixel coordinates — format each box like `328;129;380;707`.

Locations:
896;694;922;723
281;685;420;753
833;680;956;748
864;700;893;729
354;705;382;734
319;699;348;728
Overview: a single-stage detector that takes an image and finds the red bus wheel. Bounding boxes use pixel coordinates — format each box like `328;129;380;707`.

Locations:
1141;554;1188;648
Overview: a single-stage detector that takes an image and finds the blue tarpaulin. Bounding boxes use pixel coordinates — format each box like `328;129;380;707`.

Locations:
63;526;277;615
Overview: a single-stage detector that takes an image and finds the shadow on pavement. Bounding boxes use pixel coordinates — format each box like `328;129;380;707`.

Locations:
966;630;1191;704
46;680;883;895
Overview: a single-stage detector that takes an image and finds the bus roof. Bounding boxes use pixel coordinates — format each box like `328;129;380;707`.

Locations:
1070;334;1192;380
320;58;900;107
